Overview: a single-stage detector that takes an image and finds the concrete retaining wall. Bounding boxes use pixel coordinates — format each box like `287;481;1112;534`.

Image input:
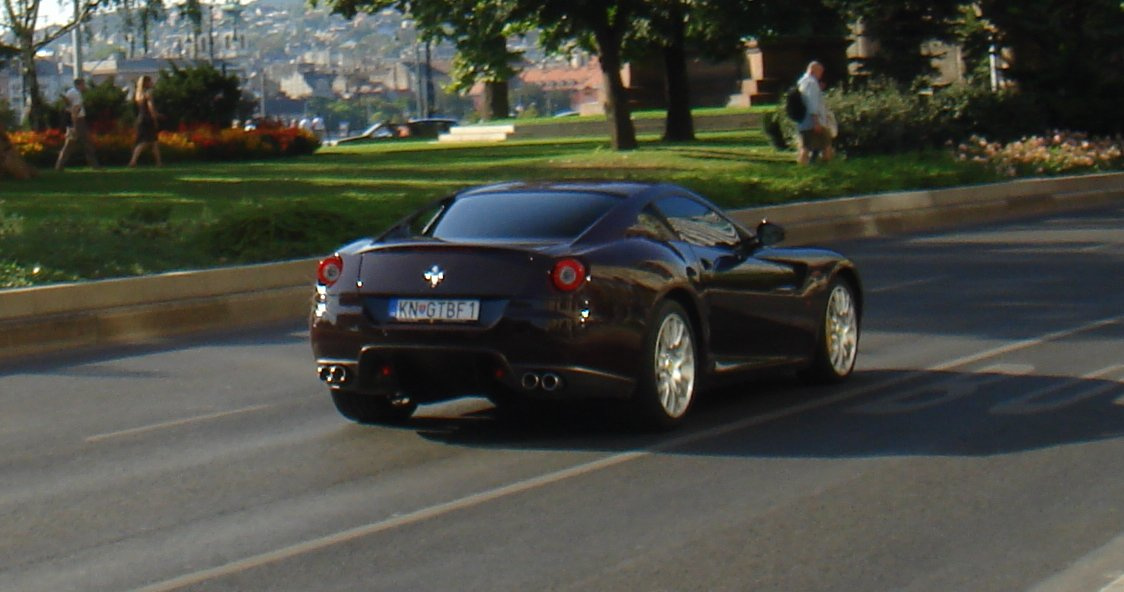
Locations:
2;172;1121;361
729;172;1124;245
510;112;762;139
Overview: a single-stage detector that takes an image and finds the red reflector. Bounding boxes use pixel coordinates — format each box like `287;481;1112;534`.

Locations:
317;255;343;286
552;259;587;292
380;364;393;377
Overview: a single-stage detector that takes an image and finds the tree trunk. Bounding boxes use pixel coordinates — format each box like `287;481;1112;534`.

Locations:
482;80;510;121
20;39;48;131
594;28;637;151
662;6;695;142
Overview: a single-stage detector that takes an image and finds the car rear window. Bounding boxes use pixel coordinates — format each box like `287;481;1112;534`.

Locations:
427;191;619;241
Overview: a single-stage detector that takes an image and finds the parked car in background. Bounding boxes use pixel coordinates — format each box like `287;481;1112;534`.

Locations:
328;122;397;146
310;181;862;428
403;117;458;138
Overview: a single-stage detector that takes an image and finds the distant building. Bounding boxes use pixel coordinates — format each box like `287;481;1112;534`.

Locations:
85;57;244;90
2;59;75;118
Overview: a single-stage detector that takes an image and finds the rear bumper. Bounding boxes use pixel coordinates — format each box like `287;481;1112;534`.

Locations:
314;347;635;402
310;296;643;402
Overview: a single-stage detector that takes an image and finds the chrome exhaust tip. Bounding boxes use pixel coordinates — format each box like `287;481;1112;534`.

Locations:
521;373;541;390
540;373;563;392
318;364;350;385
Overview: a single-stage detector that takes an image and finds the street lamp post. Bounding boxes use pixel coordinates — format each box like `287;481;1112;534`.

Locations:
71;0;83;80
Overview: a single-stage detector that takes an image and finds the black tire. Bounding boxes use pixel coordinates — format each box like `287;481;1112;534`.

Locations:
801;278;860;384
633;300;698;429
330;390;417;425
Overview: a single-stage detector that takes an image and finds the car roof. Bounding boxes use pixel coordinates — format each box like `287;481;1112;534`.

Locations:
457;181;660;199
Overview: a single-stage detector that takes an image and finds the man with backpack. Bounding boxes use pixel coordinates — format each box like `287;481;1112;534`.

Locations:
54;79;101;172
794;61;833;165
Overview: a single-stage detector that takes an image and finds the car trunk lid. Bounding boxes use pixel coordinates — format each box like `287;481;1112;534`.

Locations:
356;242;553;297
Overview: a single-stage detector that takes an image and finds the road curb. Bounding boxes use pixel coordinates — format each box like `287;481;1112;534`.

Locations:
728;172;1124;245
1;172;1121;362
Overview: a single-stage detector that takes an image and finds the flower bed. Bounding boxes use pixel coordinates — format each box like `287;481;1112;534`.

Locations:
9;125;320;167
957;132;1124;177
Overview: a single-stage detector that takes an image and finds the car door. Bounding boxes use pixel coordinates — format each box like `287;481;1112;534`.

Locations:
654;195;806;368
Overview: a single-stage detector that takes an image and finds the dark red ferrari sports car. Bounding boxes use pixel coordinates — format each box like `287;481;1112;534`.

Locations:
310;181;861;428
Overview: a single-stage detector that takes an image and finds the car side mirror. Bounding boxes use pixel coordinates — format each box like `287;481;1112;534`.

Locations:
756;221;786;247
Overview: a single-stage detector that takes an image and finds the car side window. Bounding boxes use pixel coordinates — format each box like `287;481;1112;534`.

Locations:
655;196;741;248
626;206;679;241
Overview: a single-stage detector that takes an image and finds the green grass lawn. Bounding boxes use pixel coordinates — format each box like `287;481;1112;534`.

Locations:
1;129;998;287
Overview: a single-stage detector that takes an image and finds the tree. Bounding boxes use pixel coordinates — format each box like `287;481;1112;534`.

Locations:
177;0;203;58
134;0;166;56
637;0;695;141
976;0;1124;133
534;0;643;150
827;0;962;84
319;0;524;121
640;0;847;142
1;0;104;129
155;62;241;128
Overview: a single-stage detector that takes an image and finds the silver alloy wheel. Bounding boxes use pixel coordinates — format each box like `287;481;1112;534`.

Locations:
654;312;696;418
825;284;859;376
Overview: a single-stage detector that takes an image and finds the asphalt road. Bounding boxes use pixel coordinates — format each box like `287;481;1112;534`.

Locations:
2;204;1123;592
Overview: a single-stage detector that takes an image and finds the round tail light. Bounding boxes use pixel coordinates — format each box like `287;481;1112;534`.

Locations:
551;258;587;292
317;255;344;286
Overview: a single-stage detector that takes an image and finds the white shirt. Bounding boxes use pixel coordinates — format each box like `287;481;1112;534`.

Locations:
797;73;825;132
65;87;86;119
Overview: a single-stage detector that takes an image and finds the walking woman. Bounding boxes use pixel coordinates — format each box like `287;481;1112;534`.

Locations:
128;75;162;167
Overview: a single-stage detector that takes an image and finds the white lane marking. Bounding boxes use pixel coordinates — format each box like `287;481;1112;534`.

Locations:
86;405;273;444
867;276;945;294
130;450;648;592
851;363;1035;415
927;316;1119;373
132;313;1124;592
993;364;1124;415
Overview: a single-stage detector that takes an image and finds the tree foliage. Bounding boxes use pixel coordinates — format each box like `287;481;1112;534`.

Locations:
83;78;131;131
976;0;1124;133
827;0;962;84
1;0;105;128
319;0;524;119
154;62;242;129
533;0;644;149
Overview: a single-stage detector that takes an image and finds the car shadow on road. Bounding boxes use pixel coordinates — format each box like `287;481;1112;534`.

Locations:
409;369;1124;459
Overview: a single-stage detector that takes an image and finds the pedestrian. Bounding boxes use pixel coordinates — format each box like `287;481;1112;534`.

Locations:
54;79;100;171
128;75;162;167
796;61;834;165
310;115;326;140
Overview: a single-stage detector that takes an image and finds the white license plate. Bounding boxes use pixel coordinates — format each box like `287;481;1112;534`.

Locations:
389;299;480;322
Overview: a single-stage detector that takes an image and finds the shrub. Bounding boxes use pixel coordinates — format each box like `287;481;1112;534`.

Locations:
818;79;1052;157
760;109;790;150
956;132;1124;177
10;126;320;167
928;84;1048;143
83;79;132;133
827;80;926;156
154;62;242;130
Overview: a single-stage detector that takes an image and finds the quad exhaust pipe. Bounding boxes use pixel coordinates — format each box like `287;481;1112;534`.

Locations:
317;364;351;385
520;372;564;392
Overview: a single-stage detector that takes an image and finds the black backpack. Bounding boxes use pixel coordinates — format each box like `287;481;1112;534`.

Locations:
784;86;806;122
